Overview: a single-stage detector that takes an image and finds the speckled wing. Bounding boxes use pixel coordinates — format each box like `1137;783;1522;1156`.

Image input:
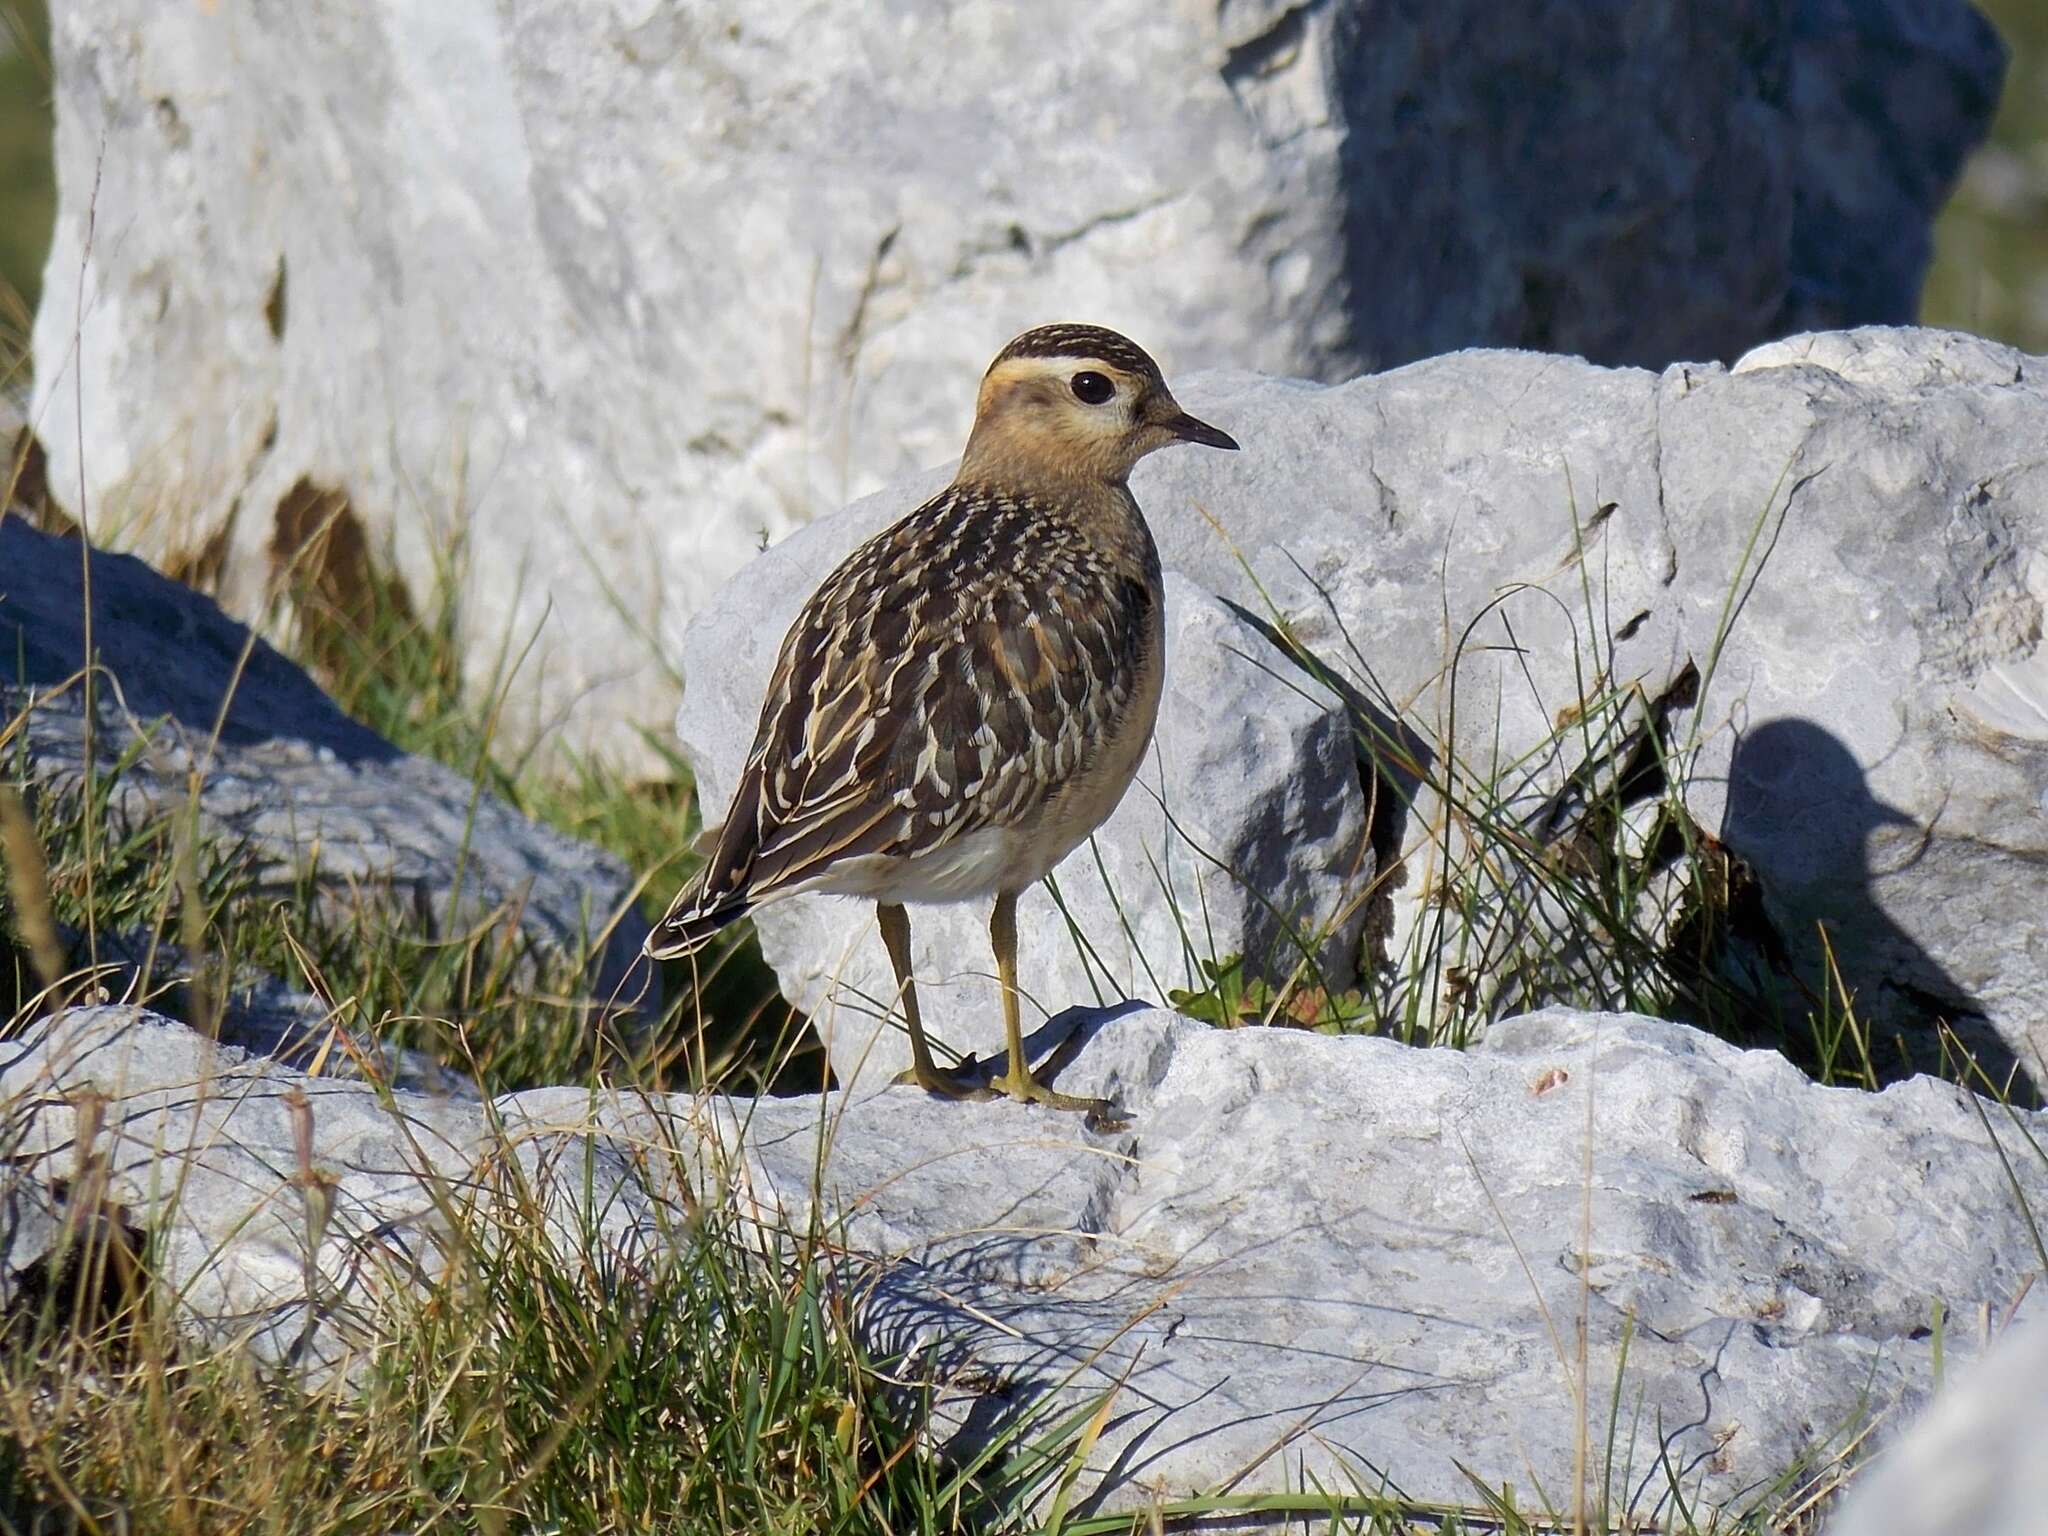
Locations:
646;485;1156;958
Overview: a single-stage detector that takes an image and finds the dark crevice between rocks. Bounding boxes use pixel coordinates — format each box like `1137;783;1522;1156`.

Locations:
1349;697;1425;981
0;1164;153;1365
1523;661;1795;1044
164;516;234;592
3;431;73;537
269;476;416;681
263;253;288;343
1517;268;1562;351
1212;596;1422;987
1220;0;1323;90
1530;660;1698;851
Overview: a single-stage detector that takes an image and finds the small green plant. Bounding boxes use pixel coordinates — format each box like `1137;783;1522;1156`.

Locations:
1168;952;1372;1032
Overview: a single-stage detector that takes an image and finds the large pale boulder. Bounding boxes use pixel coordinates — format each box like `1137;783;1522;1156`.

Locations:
5;1003;2042;1520
1156;330;2048;1086
28;0;2001;765
1664;329;2048;1089
681;328;2047;1087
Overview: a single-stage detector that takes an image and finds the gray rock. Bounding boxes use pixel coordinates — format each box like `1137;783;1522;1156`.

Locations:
0;518;652;1010
1665;329;2048;1089
0;1006;669;1378
742;1007;2048;1523
28;0;2001;765
53;925;478;1099
973;328;2042;1083
5;1002;2042;1522
1141;354;1693;1034
677;569;1371;1085
1828;1318;2048;1536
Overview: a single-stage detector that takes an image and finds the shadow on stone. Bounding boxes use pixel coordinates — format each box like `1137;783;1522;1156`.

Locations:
1720;716;2028;1099
0;517;396;764
0;517;654;1016
1019;1000;1153;1082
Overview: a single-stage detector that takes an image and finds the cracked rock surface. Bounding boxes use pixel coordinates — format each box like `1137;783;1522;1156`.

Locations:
30;0;2000;764
0;520;651;1008
682;327;2048;1090
2;1003;2040;1521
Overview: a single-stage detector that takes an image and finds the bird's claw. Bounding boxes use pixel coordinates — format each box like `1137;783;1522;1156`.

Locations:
988;1068;1127;1130
892;1056;994;1099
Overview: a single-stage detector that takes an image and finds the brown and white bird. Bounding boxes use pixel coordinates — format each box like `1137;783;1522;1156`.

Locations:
646;324;1238;1112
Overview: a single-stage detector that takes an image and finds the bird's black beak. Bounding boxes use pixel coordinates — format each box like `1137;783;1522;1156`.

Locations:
1163;410;1239;451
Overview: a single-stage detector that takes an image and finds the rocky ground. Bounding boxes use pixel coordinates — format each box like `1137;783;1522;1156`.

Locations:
6;1002;2042;1526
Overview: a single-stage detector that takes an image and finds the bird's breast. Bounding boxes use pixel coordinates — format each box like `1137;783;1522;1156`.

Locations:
1001;575;1165;888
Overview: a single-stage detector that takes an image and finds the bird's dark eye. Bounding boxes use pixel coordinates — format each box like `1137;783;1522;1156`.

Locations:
1070;370;1115;405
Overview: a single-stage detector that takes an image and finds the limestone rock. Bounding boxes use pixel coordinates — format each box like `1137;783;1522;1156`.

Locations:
29;0;2001;764
676;569;1371;1086
1110;330;2048;1082
0;1007;663;1376
1665;328;2048;1089
4;1002;2042;1520
0;518;652;1009
682;330;2048;1081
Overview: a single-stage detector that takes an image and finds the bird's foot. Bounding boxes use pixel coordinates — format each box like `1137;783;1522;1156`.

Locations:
892;1054;994;1099
988;1067;1128;1132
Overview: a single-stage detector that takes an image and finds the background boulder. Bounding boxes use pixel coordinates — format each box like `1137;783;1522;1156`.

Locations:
26;0;2003;765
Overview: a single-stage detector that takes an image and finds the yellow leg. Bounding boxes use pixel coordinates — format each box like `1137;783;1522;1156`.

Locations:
879;903;981;1097
986;890;1116;1118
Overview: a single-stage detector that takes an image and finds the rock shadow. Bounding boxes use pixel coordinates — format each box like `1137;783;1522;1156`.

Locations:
0;518;397;764
1215;596;1433;973
1717;716;2029;1099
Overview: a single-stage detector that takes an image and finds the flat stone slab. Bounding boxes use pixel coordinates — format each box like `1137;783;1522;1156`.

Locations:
4;1004;2040;1523
0;519;651;1006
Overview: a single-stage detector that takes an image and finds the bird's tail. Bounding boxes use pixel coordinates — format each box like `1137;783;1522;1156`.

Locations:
644;877;751;960
647;776;764;960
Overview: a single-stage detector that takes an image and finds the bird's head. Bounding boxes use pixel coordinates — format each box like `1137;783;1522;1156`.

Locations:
957;323;1238;486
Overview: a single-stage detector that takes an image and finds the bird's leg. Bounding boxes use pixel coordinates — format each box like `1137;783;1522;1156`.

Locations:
986;890;1119;1120
879;902;983;1097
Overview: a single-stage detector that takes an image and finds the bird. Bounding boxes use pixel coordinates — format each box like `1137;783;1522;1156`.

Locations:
645;323;1238;1113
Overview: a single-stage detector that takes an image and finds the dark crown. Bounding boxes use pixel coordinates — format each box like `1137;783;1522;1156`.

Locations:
992;324;1163;381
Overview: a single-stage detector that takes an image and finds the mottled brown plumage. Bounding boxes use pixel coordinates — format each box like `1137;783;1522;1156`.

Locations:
647;323;1238;1112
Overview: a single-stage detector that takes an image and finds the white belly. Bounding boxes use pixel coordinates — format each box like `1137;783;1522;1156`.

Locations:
803;824;1025;904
